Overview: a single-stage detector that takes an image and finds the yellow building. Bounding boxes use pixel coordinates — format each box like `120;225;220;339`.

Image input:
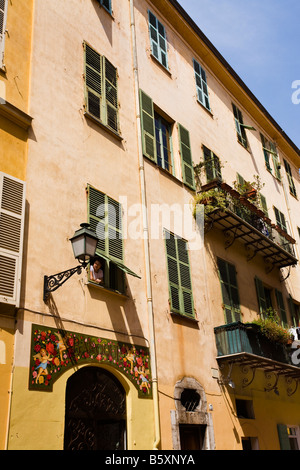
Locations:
4;0;300;451
0;0;33;450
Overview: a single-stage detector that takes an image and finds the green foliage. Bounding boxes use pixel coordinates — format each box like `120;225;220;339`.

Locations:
251;308;291;345
193;188;227;218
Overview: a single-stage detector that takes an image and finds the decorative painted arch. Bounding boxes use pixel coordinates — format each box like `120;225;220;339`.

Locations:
28;324;152;398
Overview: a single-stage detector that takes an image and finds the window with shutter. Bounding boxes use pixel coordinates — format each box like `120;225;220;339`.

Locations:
87;185;140;294
178;124;195;190
84;42;119;134
0;0;8;67
274;207;287;233
193;59;211;111
0;173;26;307
275;289;288;327
288;295;300;328
217;258;241;324
202;146;222;183
283;159;297;197
139;90;157;162
232;104;248;148
148;11;168;70
165;230;194;318
260;133;281;180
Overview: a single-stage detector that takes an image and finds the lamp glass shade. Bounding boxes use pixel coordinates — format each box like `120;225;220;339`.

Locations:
70;224;98;264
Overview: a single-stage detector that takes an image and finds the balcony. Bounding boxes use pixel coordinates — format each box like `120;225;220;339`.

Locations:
198;180;297;270
214;322;300;394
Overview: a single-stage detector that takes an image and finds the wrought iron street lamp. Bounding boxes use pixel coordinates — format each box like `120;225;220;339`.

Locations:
43;223;98;301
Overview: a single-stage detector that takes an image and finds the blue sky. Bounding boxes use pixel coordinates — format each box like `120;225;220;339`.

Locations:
177;0;300;150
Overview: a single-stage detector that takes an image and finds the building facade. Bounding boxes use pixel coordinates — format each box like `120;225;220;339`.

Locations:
2;0;300;450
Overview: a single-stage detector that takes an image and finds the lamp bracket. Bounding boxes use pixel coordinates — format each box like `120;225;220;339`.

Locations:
43;264;85;302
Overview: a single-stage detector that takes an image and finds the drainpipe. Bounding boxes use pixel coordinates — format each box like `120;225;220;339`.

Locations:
129;0;161;450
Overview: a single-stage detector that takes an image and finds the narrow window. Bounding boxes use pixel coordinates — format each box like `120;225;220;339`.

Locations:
275;289;288;327
254;277;273;318
148;11;168;69
165;230;194;318
232;104;248;148
202;146;222;183
154;113;173;173
84;42;119;134
274;207;287;233
0;0;8;67
288;296;300;328
217;258;241;323
260;134;281;180
284;159;297;197
178;124;195;190
193;59;211;111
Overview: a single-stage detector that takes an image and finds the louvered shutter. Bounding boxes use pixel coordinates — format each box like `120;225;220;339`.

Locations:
88;185;106;255
271;143;281;181
277;424;291;450
178;124;195;190
165;231;194;317
104;57;118;133
217;258;241;323
107;195;123;262
84;42;103;120
0;173;26;306
203;146;221;182
284;159;297;197
148;11;168;69
275;289;288;326
259;194;268;218
254;277;267;317
0;0;8;66
139;90;157;162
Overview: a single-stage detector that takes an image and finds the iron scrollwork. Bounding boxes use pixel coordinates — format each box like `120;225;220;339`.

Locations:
43;265;83;301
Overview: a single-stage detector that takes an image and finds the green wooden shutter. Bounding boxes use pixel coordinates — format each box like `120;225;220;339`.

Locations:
260;134;273;172
203;146;221;182
217;258;241;324
284;159;297;197
165;231;194;317
271;143;281;181
88;185;106;254
277;424;291;450
233;104;247;148
254;277;267;316
178;124;195;190
259;194;269;218
274;207;287;232
104;57;118;133
139;90;157;162
288;295;297;327
193;59;211;111
107;195;123;262
275;289;288;326
84;42;103;120
148;10;168;69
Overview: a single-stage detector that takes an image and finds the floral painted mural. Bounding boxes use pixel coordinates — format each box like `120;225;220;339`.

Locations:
29;325;152;398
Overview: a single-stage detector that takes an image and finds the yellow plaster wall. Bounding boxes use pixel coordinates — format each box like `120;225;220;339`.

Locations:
0;319;14;450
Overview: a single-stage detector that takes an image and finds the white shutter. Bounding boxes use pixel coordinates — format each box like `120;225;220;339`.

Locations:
0;0;8;67
0;173;26;307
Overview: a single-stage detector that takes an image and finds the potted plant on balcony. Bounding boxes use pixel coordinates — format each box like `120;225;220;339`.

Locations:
251;308;292;345
233;175;265;210
193;187;228;218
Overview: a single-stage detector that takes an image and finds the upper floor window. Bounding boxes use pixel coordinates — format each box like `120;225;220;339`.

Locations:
148;11;168;70
283;159;297;197
202;146;222;183
193;59;211;111
0;0;8;67
87;185;139;294
274;206;287;233
165;230;194;318
139;89;195;189
217;258;241;324
99;0;112;14
260;133;281;180
232;104;248;148
84;42;119;135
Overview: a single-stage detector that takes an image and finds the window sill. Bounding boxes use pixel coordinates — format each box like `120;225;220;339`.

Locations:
84;110;123;141
0;97;32;130
196;99;213;118
170;311;199;325
150;54;172;77
86;280;128;299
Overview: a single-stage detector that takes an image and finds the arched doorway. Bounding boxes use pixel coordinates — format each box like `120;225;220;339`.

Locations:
64;367;126;450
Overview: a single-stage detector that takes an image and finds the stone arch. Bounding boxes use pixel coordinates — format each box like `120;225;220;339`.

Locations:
171;377;215;450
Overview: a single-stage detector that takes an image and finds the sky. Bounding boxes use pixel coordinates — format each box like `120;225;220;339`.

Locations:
177;0;300;150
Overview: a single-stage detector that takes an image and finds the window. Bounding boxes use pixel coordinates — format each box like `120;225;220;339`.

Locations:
148;11;168;69
154;112;173;173
193;59;211;111
99;0;111;14
232;104;248;148
84;42;119;134
217;258;241;323
255;277;273;317
139;89;195;189
288;296;300;328
278;424;300;450
260;134;281;180
165;230;194;318
0;0;8;67
274;207;287;233
284;159;297;197
235;399;255;419
87;185;139;294
202;146;222;183
275;289;288;327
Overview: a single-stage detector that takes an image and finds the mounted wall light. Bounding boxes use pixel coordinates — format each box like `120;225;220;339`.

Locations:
43;223;98;302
